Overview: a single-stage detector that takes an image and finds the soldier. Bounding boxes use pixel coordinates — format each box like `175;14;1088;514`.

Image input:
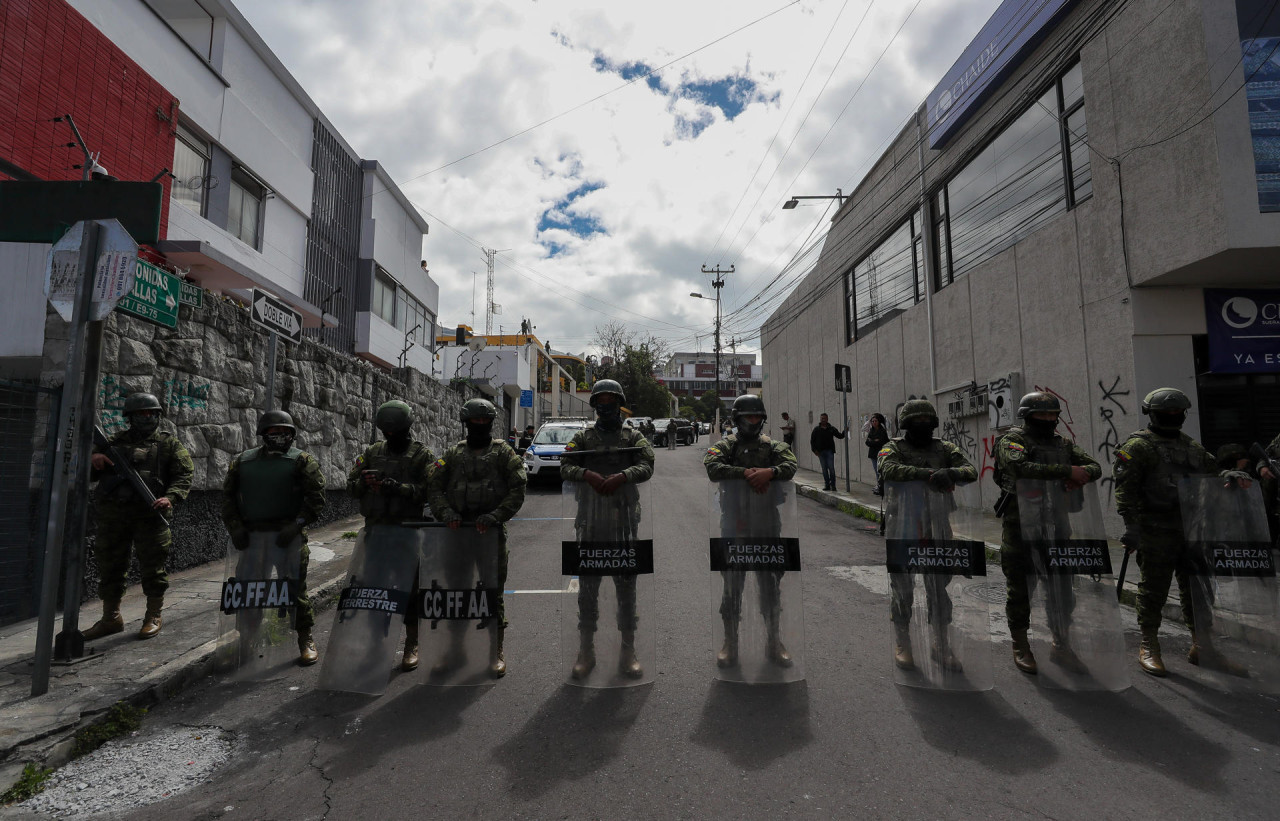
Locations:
426;398;526;678
83;393;193;641
993;392;1101;674
222;410;327;665
347;400;434;671
560;379;655;680
1114;388;1250;677
665;418;678;451
878;399;978;670
703;394;798;667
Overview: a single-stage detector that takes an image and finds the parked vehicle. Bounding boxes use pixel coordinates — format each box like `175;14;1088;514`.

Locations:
651;417;695;447
522;419;590;483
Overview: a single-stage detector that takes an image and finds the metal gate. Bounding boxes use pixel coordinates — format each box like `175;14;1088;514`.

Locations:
0;379;59;626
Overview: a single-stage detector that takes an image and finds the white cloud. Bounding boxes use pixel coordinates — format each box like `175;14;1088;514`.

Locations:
237;0;1005;354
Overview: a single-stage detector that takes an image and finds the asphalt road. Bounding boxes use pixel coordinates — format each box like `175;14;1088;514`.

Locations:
57;444;1280;819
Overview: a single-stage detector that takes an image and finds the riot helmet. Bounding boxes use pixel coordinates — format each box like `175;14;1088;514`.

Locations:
257;409;296;453
460;398;497;448
731;394;767;440
897;399;938;447
1017;391;1061;438
1215;442;1248;471
589;379;626;430
123;392;163;435
1141;388;1191;435
376;400;413;435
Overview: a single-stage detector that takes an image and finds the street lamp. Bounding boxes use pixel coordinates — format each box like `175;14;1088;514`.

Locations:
782;188;847;210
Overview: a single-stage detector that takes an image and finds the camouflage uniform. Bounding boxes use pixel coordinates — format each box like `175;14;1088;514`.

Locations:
878;437;977;629
346;439;434;526
995;426;1101;633
426;439;527;627
92;427;194;601
703;433;798;623
1113;430;1218;632
559;425;655;633
222;444;326;633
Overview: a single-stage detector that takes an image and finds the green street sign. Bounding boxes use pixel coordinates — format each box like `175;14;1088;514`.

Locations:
179;279;203;308
117;260;179;328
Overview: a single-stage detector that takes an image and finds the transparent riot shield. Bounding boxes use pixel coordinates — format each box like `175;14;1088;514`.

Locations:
1178;477;1280;692
216;531;301;680
1017;480;1128;691
418;525;505;686
708;479;804;684
884;481;992;690
317;526;421;695
561;480;656;687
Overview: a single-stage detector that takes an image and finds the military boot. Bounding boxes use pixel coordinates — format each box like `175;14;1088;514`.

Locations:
571;630;596;680
1188;631;1249;678
931;628;963;673
1049;635;1089;675
1138;627;1166;677
765;616;793;668
619;631;643;678
1010;629;1037;674
717;620;739;668
431;629;468;676
488;624;506;678
298;630;319;666
893;624;915;670
401;618;420;672
82;599;124;641
138;596;164;639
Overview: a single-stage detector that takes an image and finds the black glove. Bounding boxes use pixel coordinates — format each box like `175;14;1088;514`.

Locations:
229;527;250;551
1120;525;1140;554
276;521;305;547
927;469;955;492
1220;470;1252;487
476;513;499;529
380;477;401;493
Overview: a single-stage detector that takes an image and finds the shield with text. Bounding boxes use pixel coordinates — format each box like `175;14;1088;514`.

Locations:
417;526;505;686
318;525;421;695
1178;477;1280;692
708;480;804;683
216;531;301;680
1018;480;1128;691
884;482;992;690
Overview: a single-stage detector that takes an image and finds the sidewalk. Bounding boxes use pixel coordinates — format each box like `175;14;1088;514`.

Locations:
0;514;364;792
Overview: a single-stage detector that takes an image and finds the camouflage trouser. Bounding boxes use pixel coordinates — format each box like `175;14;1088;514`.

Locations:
890;571;953;627
578;575;638;632
1000;519;1076;635
720;570;784;623
438;530;509;631
1135;527;1202;632
95;507;171;600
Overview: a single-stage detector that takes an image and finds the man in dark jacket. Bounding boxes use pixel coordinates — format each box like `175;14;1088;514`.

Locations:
810;413;847;491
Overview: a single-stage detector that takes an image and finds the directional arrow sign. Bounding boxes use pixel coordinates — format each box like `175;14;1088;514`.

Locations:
117;260;180;328
251;288;303;344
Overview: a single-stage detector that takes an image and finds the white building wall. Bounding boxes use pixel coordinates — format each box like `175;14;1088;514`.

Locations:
0;242;53;360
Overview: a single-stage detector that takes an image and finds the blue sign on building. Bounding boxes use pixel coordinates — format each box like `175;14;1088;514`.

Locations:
520;389;533;407
1204;288;1280;373
926;0;1080;149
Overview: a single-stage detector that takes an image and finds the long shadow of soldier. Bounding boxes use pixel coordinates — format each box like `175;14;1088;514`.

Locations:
1166;677;1280;749
1040;687;1230;794
688;680;814;770
898;688;1059;775
492;683;651;799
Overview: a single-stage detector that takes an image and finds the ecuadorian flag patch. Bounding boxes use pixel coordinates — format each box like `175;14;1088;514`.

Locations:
1006;442;1025;453
1116;449;1132;462
877;445;893;460
564;442;577;452
432;457;446;469
707;447;722;457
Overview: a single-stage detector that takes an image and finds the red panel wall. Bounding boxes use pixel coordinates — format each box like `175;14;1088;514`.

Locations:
0;0;179;240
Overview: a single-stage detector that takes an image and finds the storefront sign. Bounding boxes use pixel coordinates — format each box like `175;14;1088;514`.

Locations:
1205;288;1280;372
926;0;1080;148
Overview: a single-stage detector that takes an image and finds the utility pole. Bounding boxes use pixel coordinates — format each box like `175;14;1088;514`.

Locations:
701;264;732;431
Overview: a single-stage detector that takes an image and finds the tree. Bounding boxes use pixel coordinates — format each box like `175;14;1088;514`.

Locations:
687;390;724;422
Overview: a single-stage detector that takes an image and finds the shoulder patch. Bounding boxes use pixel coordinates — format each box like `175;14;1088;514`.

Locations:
1005;441;1025;453
707;447;722;457
1115;449;1131;462
563;441;577;452
877;445;893;460
432;457;446;469
354;454;365;468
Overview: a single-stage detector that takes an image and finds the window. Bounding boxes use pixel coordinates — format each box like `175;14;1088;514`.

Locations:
846;214;924;341
934;189;953;288
171;124;209;214
1059;62;1091;206
228;167;264;248
373;268;396;325
373;267;432;349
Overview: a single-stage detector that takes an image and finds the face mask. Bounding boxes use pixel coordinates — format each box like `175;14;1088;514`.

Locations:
465;421;493;448
737;418;764;440
903;420;936;447
595;404;622;430
1149;411;1186;435
130;414;159;435
1025;417;1058;438
263;432;294;453
382;429;411;452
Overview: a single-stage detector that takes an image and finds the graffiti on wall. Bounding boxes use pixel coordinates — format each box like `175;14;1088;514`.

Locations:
979;434;998;479
1095;375;1130;503
98;375;130;434
941;417;978;461
164;376;211;413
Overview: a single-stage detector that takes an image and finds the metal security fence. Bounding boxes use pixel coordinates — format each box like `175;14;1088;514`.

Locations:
0;379;59;626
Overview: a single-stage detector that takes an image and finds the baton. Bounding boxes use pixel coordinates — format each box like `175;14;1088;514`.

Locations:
1116;549;1131;602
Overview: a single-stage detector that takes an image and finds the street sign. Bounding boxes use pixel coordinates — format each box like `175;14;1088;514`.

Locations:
834;363;852;393
179;280;203;308
117;260;179;328
44;220;138;322
520;389;533;407
251;288;303;344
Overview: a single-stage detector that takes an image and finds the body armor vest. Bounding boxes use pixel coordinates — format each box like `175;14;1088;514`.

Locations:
996;428;1072;492
890;439;949;471
720;434;779;468
237;446;304;523
1132;430;1198;512
99;432;168;504
445;442;509;517
361;441;426;521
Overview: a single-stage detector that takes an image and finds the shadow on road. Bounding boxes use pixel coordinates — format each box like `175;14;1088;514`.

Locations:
493;682;652;799
688;679;814;769
1042;687;1233;794
898;687;1059;775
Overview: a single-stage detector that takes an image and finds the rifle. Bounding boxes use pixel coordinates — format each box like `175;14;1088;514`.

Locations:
1249;442;1279;479
93;425;160;511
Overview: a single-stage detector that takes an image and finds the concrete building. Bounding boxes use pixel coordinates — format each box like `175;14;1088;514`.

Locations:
662;351;760;407
761;0;1280;524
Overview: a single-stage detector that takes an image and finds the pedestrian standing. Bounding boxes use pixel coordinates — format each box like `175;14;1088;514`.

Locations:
83;393;193;641
666;419;678;450
779;412;796;448
810;413;847;491
865;413;889;495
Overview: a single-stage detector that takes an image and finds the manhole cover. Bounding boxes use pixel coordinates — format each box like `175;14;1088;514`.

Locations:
963;582;1006;604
